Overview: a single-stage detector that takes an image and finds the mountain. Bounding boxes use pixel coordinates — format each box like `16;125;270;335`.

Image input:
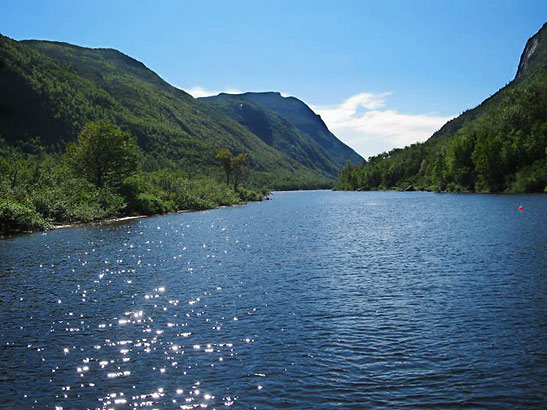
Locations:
0;35;351;188
337;23;547;193
202;92;363;171
200;92;362;176
516;23;547;79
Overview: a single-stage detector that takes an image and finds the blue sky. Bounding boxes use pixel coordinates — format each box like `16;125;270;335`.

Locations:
1;0;546;158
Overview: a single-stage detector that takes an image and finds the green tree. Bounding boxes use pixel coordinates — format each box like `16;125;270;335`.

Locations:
217;148;233;185
216;148;248;189
447;133;476;190
66;120;140;188
231;152;248;190
472;128;504;191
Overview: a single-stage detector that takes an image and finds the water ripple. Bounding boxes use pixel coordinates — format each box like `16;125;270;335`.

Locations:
0;191;546;408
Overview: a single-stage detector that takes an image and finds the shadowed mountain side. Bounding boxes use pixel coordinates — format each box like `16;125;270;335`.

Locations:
203;91;364;169
201;93;345;175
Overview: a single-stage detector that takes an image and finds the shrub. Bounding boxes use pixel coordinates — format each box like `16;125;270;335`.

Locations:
0;199;50;234
135;193;172;215
174;179;240;210
509;160;547;193
237;187;263;201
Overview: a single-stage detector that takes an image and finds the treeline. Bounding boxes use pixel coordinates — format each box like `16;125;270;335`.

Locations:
336;75;547;193
0;121;267;235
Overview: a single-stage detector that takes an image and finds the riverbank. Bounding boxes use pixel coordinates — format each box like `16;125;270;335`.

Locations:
0;190;268;237
1;196;267;238
49;200;258;231
51;215;147;230
335;183;547;194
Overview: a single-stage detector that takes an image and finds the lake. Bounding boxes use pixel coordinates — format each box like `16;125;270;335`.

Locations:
1;190;546;409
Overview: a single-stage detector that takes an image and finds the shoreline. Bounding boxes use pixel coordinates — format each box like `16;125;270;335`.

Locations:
1;199;262;239
334;188;547;195
52;202;252;230
52;215;148;230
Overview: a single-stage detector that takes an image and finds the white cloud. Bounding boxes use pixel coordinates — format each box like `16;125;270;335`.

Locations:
185;86;244;98
311;93;453;160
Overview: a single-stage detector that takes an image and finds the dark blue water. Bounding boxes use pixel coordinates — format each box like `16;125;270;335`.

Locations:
1;191;546;409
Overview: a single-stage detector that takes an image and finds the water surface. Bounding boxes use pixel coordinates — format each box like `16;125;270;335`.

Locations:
1;191;546;409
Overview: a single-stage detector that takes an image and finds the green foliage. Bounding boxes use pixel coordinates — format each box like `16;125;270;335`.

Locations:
0;125;267;235
335;49;547;193
134;193;172;215
66;120;140;188
0;35;342;188
510;159;547;192
237;187;265;201
0;148;126;228
216;148;249;190
231;152;248;190
177;179;241;210
0;198;50;234
119;171;243;214
216;148;234;185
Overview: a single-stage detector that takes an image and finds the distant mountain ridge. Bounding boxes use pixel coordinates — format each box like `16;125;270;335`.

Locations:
203;92;363;169
0;35;361;187
201;92;362;175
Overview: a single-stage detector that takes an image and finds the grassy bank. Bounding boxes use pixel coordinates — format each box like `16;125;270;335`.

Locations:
0;168;267;235
0;148;267;236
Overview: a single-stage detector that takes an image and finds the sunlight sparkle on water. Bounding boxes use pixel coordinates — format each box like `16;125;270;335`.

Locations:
1;191;545;409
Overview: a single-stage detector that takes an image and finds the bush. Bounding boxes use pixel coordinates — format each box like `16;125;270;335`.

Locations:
0;199;50;234
135;193;173;215
32;189;71;221
509;160;547;193
237;187;264;201
31;183;125;223
66;120;140;188
174;179;240;210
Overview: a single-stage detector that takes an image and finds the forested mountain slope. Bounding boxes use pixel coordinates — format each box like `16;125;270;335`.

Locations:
0;35;336;186
204;92;363;168
202;92;361;176
337;23;547;193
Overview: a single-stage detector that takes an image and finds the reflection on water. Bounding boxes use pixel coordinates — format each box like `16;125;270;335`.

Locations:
0;191;546;409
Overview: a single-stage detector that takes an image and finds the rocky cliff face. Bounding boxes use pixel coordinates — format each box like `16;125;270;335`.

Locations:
516;22;547;79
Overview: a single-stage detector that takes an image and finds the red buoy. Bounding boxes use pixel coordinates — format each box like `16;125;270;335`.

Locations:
518;205;524;211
